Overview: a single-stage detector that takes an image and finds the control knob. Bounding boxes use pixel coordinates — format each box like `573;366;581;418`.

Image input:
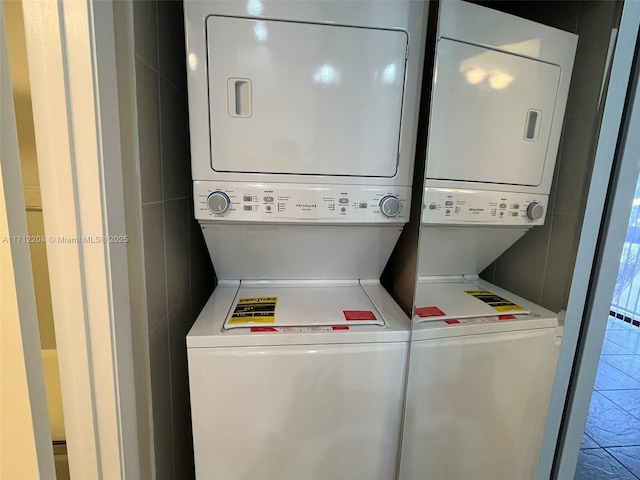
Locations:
526;201;545;221
379;195;401;217
207;191;231;214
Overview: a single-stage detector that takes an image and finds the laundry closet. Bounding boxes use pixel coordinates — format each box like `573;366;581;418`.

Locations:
123;1;623;479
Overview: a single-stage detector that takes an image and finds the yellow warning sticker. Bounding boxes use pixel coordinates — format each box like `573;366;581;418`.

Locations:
465;290;525;312
228;297;278;324
493;305;524;312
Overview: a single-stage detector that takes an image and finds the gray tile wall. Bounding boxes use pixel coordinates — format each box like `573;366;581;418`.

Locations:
132;1;216;478
480;1;622;313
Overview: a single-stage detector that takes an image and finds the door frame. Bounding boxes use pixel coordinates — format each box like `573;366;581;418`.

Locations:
20;1;140;478
545;1;640;478
1;5;55;478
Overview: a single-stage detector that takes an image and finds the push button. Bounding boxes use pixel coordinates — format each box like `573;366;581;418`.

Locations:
339;198;349;204
243;195;252;202
263;196;274;202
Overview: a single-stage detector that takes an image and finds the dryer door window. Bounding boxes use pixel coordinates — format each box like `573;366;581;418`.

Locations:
206;16;408;177
426;39;561;187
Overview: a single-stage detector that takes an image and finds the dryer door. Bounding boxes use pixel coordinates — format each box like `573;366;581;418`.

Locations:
426;39;561;187
206;16;408;177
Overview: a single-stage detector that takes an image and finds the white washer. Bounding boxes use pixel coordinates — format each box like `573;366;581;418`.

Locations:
188;280;409;480
400;278;559;479
184;2;428;479
398;2;577;479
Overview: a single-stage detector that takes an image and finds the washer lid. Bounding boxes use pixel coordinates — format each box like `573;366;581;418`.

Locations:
413;281;531;322
224;283;385;330
187;282;410;348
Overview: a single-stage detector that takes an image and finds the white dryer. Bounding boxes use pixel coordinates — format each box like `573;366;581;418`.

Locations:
183;2;428;479
399;2;577;479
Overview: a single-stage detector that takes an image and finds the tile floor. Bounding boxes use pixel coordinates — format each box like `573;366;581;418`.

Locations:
576;316;640;479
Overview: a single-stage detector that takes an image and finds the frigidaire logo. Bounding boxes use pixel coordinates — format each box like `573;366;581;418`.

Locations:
296;204;317;208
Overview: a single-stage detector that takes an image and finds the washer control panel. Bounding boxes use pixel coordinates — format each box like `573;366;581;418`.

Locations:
422;188;548;225
194;182;410;223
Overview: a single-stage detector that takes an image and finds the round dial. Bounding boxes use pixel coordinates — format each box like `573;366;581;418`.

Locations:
526;201;545;221
379;195;401;217
207;191;231;214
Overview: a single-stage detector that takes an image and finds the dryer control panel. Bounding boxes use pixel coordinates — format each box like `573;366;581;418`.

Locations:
194;181;410;223
422;188;548;226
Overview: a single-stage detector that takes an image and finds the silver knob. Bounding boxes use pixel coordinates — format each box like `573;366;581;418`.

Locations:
380;195;401;217
207;191;230;214
526;202;544;221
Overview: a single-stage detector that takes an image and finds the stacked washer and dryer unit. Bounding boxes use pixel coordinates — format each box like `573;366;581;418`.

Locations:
399;2;577;480
184;1;427;479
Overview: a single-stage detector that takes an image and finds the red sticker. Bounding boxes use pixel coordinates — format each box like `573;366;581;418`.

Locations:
498;315;516;320
445;319;460;325
332;325;350;331
343;310;377;321
415;306;446;318
250;327;278;332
